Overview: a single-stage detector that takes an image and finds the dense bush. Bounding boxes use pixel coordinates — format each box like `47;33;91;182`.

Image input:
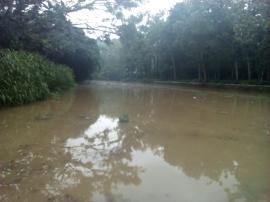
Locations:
0;7;100;82
0;50;74;106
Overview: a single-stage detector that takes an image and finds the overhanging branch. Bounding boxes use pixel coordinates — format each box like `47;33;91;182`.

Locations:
74;23;119;35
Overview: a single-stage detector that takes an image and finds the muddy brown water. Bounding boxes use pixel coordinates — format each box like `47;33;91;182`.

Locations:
0;81;270;202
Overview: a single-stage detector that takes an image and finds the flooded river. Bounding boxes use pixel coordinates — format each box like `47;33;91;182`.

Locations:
0;81;270;202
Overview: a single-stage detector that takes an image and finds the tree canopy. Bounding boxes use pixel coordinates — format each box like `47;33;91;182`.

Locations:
97;0;270;83
0;0;140;81
1;0;269;83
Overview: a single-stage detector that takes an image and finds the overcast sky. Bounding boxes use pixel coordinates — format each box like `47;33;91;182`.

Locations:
69;0;182;38
133;0;182;14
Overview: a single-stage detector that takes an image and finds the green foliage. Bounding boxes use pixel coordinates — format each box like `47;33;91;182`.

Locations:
0;0;100;82
0;0;142;82
0;50;74;106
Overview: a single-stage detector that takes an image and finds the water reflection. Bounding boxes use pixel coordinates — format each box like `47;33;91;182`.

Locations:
66;115;121;165
87;81;270;202
0;82;270;202
42;115;143;201
112;149;241;202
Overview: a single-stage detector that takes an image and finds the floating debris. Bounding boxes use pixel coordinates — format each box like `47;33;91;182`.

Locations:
34;113;53;121
233;161;239;167
119;114;129;123
78;114;93;120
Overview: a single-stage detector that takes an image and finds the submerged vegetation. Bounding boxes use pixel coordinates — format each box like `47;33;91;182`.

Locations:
119;114;130;123
0;50;74;106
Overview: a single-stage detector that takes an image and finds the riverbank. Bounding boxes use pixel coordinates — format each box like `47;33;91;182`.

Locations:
150;81;270;93
0;50;75;106
90;79;270;93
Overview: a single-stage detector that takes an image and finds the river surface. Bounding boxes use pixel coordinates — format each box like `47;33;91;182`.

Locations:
0;81;270;202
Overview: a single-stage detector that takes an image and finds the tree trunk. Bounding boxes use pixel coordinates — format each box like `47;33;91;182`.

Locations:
267;68;270;81
156;56;161;80
171;55;176;80
155;55;159;80
6;0;14;16
202;64;207;81
151;56;155;79
198;66;201;81
200;52;207;81
247;57;251;80
234;61;239;81
260;70;264;82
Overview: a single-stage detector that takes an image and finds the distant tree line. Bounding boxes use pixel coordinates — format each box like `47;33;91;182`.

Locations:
97;0;270;83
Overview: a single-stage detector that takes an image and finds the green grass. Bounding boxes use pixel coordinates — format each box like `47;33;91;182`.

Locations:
0;49;75;106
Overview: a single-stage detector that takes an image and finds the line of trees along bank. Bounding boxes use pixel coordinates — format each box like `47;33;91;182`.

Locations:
0;0;139;82
0;0;100;82
97;0;270;83
0;0;140;105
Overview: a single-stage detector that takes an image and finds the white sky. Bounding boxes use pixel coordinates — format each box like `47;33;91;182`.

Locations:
68;0;182;38
133;0;182;14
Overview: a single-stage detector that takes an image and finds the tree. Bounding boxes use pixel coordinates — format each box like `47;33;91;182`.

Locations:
0;0;141;81
97;0;270;83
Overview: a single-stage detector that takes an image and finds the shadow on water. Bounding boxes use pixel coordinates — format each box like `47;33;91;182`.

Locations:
0;81;270;202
